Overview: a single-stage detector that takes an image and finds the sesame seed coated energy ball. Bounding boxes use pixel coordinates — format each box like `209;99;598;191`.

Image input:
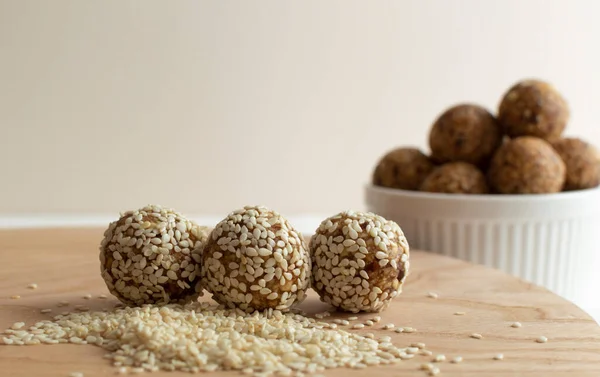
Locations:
99;205;209;306
310;211;410;313
488;136;566;194
552;137;600;191
420;162;489;194
201;206;311;312
428;104;502;167
498;79;569;141
372;147;435;190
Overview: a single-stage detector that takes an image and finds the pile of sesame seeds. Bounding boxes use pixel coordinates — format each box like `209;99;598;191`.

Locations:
310;210;410;313
1;303;421;376
99;205;209;306
202;206;311;312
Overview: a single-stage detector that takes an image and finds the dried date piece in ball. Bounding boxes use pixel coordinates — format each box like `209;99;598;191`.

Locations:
201;206;311;312
428;104;502;167
310;211;410;313
420;162;489;194
372;147;435;190
498;79;569;141
99;205;209;306
488;136;566;194
552;137;600;191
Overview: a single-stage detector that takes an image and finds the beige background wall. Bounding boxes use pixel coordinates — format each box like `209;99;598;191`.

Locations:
1;0;599;217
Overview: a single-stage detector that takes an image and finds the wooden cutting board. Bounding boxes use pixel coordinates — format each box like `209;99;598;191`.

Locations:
1;228;599;376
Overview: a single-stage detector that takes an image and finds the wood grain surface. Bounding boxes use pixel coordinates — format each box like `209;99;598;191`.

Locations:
0;228;599;376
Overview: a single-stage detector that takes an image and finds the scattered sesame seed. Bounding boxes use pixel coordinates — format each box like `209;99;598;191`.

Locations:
536;336;548;343
420;350;434;356
348;316;358;321
411;342;426;349
97;294;108;299
406;347;419;354
371;316;382;323
420;363;435;371
9;295;20;300
352;324;365;329
40;309;52;314
10;322;25;330
403;327;416;333
27;283;38;290
470;333;483;339
382;323;395;330
450;356;463;363
1;303;417;374
394;327;404;333
511;322;522;328
427;291;439;299
68;373;84;377
364;320;374;326
57;301;69;307
82;294;92;300
493;353;504;360
454;311;466;316
363;333;375;339
428;367;440;376
433;354;446;362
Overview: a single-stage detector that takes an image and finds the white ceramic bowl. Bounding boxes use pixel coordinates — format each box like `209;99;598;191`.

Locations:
365;184;600;306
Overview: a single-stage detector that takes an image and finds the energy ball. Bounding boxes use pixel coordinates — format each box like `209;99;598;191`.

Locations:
310;211;410;313
498;79;569;141
488;136;566;194
429;104;502;167
552;137;600;191
372;147;435;190
201;206;311;312
99;205;209;306
420;162;489;194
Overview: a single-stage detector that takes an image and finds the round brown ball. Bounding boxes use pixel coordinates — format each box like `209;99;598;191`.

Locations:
372;147;435;190
428;104;502;167
498;79;569;141
310;211;410;313
201;206;311;312
99;205;208;306
552;137;600;191
420;162;489;194
488;136;566;194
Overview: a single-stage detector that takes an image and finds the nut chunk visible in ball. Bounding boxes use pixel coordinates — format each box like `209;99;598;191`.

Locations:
310;211;410;313
552;137;600;191
201;206;311;312
488;136;566;194
420;162;489;194
372;147;435;191
99;205;209;306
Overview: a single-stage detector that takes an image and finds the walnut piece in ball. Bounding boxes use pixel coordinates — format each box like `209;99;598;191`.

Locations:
310;211;409;313
498;79;569;141
201;206;311;312
99;205;209;306
420;162;489;194
428;104;502;167
372;147;435;190
488;136;566;194
552;137;600;191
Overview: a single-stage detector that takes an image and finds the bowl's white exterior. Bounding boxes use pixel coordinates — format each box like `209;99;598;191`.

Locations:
365;185;600;305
